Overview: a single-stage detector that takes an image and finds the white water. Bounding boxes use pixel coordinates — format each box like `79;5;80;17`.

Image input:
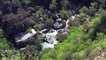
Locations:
41;18;70;49
16;17;70;49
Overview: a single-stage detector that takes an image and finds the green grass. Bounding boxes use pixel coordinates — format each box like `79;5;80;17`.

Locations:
40;26;106;60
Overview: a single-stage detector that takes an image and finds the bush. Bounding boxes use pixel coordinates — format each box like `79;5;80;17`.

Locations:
0;28;4;38
88;3;98;16
59;10;71;20
57;33;67;42
62;52;72;60
96;33;104;40
0;38;10;49
90;17;101;28
80;6;88;14
72;50;85;59
88;28;94;39
88;49;99;58
49;0;57;12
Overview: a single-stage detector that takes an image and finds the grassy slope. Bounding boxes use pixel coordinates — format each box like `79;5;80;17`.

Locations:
40;17;106;60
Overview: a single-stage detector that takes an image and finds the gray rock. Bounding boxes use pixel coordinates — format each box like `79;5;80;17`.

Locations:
53;21;66;30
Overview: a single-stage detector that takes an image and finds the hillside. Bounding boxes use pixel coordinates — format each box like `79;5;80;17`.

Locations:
0;0;106;60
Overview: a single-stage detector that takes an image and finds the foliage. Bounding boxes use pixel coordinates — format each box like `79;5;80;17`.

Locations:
49;0;57;12
0;38;10;49
59;10;71;20
0;28;3;38
40;25;106;60
61;0;69;9
80;6;88;14
57;33;67;43
0;0;106;60
88;2;98;16
90;16;101;28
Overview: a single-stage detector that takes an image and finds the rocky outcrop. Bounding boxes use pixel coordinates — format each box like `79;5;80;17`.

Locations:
13;14;69;49
52;17;66;30
14;29;37;48
53;21;66;30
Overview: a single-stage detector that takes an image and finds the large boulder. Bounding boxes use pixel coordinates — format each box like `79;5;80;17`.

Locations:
14;32;27;48
14;29;37;48
53;21;66;30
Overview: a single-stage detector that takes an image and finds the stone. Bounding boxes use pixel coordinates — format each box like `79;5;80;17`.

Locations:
14;29;37;48
53;21;66;30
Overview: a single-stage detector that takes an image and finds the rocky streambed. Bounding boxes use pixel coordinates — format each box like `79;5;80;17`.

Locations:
15;14;77;49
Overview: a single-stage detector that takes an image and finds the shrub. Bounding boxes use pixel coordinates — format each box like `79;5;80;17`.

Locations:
80;6;88;14
96;33;104;40
57;33;67;42
72;50;85;59
87;2;98;16
0;38;10;49
59;10;71;20
90;17;101;28
62;52;72;60
88;28;94;39
88;49;99;58
0;28;3;38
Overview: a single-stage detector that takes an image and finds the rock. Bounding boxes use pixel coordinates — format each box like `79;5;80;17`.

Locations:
53;21;66;30
56;18;62;21
52;14;61;22
14;29;37;48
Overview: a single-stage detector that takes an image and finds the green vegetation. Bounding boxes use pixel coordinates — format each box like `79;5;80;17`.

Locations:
0;0;106;60
40;24;106;60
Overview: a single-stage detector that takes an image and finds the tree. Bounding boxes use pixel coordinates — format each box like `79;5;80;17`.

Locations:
61;0;69;9
0;0;22;14
88;3;98;16
49;0;57;12
2;9;34;40
93;0;105;8
59;10;71;20
80;6;88;14
0;28;10;49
